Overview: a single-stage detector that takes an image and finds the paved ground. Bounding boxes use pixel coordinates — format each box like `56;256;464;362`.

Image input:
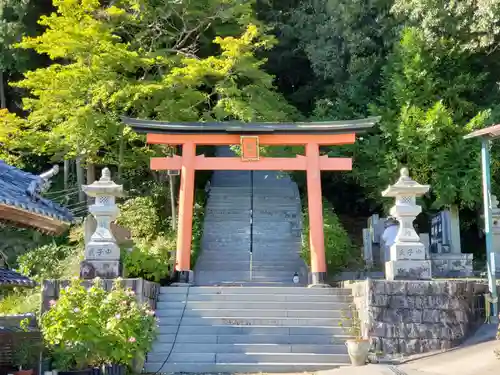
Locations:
316;339;500;375
161;325;500;375
398;339;500;375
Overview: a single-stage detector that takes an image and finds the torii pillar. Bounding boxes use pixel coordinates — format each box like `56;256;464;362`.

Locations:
124;117;379;285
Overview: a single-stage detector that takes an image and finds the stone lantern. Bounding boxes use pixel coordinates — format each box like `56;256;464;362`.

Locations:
382;168;432;280
80;168;124;279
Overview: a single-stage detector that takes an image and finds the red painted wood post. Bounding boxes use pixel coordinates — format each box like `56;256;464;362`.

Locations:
176;142;196;280
306;142;327;285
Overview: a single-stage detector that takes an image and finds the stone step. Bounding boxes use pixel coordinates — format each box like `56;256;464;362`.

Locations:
205;209;298;215
201;241;300;247
154;333;352;344
205;204;252;209
195;258;303;272
201;240;300;245
156;308;343;319
157;300;349;310
195;264;304;271
160;286;352;295
201;242;301;248
195;277;303;285
144;362;346;373
158;293;352;303
197;254;302;261
150;342;348;354
157;324;347;335
146;352;350;365
196;263;304;272
205;213;250;221
197;250;302;256
203;226;250;231
205;217;298;223
206;198;251;203
196;258;303;265
157;316;344;327
202;231;250;236
193;271;309;282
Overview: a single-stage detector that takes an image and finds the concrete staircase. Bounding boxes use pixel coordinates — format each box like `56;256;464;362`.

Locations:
195;146;307;285
144;286;353;373
143;147;354;373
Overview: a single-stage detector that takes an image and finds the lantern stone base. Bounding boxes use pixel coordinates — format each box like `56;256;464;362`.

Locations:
385;259;432;280
85;241;120;259
430;253;474;277
80;260;122;279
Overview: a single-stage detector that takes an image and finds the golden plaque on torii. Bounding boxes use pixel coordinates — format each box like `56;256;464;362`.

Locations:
240;136;260;161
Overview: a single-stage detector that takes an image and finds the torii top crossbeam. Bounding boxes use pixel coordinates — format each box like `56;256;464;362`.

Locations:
124;116;379;285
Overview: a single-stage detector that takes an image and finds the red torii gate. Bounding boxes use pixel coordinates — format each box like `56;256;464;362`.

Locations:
124;117;378;285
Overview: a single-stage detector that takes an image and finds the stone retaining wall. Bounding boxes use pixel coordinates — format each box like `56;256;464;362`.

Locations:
344;280;492;356
41;278;160;313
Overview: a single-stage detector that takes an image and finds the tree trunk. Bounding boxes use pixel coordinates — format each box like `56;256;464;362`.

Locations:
169;174;177;231
0;71;6;109
86;163;96;184
64;159;70;191
86;163;96;205
76;157;85;203
117;125;125;183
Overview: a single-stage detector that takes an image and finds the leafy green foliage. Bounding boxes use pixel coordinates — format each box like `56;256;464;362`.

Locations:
263;0;398;117
3;0;296;170
354;27;495;208
339;303;364;339
301;199;361;275
17;243;76;281
117;196;162;240
392;0;500;53
41;278;157;369
0;109;26;164
0;0;49;110
191;191;207;267
12;333;42;370
0;225;52;265
123;235;175;282
0;288;41;315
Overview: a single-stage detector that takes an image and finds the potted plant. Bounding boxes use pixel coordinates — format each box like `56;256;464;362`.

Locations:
99;279;158;375
41;278;157;375
339;303;370;366
12;340;41;375
41;278;108;375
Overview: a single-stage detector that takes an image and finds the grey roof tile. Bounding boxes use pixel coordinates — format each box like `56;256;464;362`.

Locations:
0;268;36;288
0;161;74;224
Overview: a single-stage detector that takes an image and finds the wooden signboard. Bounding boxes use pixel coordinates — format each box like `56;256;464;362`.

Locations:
240;136;260;161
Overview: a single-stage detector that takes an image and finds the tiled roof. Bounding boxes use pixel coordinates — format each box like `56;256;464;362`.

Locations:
0;268;36;288
0;161;74;225
0;313;37;330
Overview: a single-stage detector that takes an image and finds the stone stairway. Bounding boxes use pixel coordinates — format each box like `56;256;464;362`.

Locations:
144;286;353;373
195;146;307;286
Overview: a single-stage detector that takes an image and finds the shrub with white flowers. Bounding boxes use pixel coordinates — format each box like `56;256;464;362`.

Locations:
41;278;158;371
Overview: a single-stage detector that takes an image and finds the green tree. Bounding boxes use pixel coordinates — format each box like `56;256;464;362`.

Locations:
354;27;498;208
261;0;398;117
0;0;51;110
392;0;500;53
6;0;296;176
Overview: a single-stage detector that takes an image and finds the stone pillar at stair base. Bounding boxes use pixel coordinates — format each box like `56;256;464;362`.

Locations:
305;142;328;287
175;142;196;281
175;270;194;284
81;168;124;279
382;168;432;280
